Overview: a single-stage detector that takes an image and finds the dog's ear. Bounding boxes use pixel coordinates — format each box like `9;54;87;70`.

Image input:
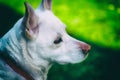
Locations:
22;2;39;40
39;0;52;10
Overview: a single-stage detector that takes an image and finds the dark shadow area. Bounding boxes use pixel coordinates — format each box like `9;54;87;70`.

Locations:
0;3;22;38
91;44;120;80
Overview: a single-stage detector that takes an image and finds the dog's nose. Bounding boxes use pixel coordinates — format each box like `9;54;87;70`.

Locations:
77;42;91;55
81;43;91;55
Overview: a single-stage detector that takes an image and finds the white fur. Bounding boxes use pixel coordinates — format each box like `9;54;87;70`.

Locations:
0;3;90;80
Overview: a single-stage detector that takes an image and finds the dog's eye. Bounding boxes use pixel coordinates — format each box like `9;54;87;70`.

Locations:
54;37;62;44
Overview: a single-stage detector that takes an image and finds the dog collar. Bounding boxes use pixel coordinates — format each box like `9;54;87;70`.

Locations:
0;51;34;80
6;59;34;80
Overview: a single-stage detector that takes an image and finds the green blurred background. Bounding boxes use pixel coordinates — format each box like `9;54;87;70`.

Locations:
0;0;120;80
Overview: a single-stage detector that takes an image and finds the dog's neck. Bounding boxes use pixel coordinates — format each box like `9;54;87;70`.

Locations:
6;58;52;80
0;38;52;80
0;27;52;80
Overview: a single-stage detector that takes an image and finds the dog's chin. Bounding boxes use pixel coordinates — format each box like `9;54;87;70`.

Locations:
57;53;89;65
57;58;86;65
58;62;69;65
58;59;84;65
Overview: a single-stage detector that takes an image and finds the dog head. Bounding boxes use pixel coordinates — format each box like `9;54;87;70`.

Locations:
20;0;91;65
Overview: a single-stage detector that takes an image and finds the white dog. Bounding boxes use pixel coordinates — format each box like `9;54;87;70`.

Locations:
0;0;91;80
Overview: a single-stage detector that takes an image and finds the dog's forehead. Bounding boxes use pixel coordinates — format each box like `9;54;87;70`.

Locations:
35;10;66;30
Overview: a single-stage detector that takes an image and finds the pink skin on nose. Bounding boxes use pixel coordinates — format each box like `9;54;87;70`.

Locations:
76;41;91;55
